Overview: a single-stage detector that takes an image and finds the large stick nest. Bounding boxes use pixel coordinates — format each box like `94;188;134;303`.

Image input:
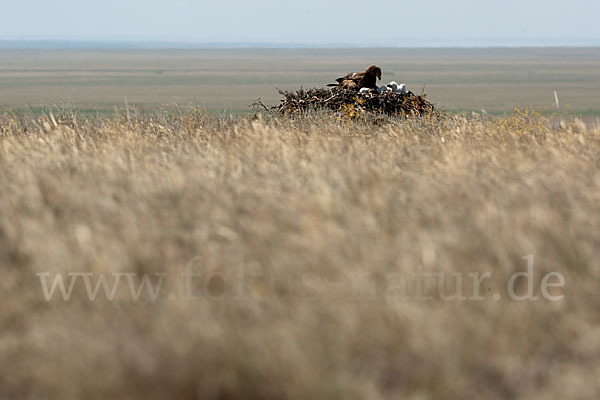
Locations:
273;87;438;118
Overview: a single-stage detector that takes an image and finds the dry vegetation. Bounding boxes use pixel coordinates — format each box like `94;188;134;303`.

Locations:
272;87;437;117
1;108;600;399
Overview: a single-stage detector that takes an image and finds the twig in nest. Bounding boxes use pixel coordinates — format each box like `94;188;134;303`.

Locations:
249;98;269;111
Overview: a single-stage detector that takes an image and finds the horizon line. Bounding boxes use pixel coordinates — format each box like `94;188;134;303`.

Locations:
1;38;600;50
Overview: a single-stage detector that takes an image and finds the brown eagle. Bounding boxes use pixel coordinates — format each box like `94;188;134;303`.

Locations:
327;65;382;90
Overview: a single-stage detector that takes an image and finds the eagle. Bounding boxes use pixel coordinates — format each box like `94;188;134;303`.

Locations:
387;81;408;94
327;65;382;90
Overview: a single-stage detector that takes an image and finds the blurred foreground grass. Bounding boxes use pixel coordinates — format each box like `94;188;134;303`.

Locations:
1;109;599;399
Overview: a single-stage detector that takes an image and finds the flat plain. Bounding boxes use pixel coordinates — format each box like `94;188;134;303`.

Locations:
1;47;600;115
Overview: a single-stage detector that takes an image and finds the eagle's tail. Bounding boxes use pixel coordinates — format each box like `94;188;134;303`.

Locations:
326;83;339;87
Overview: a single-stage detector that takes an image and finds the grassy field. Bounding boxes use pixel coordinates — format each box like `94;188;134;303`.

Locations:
1;109;600;398
1;48;600;115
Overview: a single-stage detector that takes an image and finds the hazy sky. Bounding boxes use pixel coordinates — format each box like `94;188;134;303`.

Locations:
2;0;599;46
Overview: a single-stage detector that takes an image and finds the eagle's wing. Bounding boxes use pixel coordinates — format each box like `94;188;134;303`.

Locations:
328;70;369;89
339;80;358;90
335;71;362;83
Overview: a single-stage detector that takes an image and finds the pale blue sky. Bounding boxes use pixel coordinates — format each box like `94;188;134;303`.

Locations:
1;0;599;46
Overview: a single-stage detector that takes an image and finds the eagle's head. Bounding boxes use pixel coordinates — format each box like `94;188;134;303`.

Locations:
366;65;382;80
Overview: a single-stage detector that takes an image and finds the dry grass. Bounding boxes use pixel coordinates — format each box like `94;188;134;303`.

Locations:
1;109;600;399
